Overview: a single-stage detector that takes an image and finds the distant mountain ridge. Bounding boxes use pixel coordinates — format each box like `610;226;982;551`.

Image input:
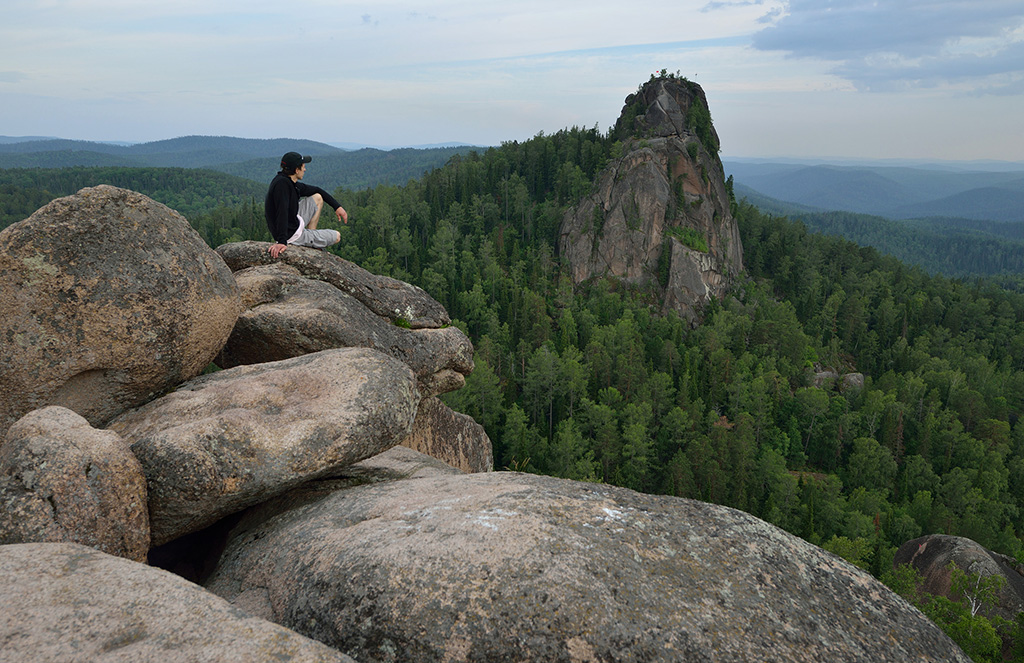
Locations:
0;135;62;144
0;135;482;190
0;136;345;169
725;160;1024;223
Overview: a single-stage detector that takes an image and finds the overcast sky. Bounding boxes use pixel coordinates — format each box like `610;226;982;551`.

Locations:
2;1;1022;160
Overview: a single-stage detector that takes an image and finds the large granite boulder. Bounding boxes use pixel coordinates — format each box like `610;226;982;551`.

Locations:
895;533;1024;622
0;185;241;435
205;472;967;663
344;444;465;481
148;446;461;585
400;396;493;473
0;542;355;662
0;406;149;561
216;240;449;329
108;348;420;545
559;78;743;322
218;262;473;397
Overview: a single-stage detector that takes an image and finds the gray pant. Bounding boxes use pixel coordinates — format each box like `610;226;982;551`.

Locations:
291;197;340;248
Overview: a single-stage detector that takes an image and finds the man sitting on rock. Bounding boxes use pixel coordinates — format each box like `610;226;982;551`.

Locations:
265;151;349;259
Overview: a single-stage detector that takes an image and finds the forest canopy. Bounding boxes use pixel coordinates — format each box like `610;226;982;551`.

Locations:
180;127;1024;585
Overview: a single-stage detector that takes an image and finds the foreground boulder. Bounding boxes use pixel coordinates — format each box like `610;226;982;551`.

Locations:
400;396;493;473
0;406;149;561
0;542;355;662
217;240;449;328
219;262;474;396
148;446;461;584
895;533;1024;622
205;472;967;662
108;348;420;545
0;185;241;435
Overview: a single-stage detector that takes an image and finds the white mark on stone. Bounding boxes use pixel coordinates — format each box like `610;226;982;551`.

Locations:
466;508;519;531
470;515;501;530
602;508;625;521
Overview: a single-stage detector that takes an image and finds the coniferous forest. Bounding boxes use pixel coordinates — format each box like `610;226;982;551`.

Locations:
189;127;1024;570
6;113;1024;659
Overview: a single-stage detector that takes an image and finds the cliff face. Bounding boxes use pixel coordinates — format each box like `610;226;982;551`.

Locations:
559;77;743;321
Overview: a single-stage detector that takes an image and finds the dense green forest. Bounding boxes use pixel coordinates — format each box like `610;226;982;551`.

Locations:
0;167;265;226
734;185;1024;281
6;114;1024;659
795;210;1024;279
186;127;1024;569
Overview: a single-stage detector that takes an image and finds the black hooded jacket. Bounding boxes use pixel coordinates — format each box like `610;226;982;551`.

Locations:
264;172;342;244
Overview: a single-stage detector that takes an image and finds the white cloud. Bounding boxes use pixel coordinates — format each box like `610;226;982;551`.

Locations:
751;0;1024;91
0;0;1020;159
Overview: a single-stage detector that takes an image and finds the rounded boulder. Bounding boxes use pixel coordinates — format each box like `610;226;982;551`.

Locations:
0;185;242;433
206;472;968;662
0;542;355;662
0;406;149;562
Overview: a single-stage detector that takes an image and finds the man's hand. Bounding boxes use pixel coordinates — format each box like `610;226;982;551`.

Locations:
269;243;288;258
336;206;349;224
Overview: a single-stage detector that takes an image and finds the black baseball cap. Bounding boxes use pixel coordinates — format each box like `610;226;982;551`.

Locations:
281;152;312;169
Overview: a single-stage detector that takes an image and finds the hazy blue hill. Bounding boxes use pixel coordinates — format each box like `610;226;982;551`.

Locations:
126;136;343;156
0;136;346;169
725;160;1024;222
0;135;60;144
869;165;1022;196
121;136;346;167
0;139;128;155
732;183;823;216
727;162;908;215
894;180;1024;222
778;166;909;215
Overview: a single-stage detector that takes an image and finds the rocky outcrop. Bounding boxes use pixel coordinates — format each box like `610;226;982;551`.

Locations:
344;443;465;481
0;542;355;662
0;406;149;561
400;396;493;473
216;240;448;329
813;364;866;392
146;446;463;585
843;372;867;391
108;348;420;545
559;78;743;322
895;534;1024;622
205;471;968;663
0;185;241;435
218;262;474;397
